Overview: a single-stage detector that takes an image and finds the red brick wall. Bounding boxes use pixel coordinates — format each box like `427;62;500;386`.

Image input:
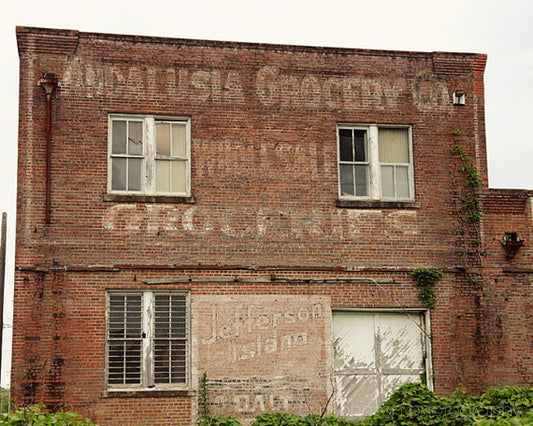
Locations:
479;189;532;388
13;26;531;425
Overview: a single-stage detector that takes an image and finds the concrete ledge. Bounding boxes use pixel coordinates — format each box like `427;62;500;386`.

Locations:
335;199;420;209
100;389;196;398
103;194;196;204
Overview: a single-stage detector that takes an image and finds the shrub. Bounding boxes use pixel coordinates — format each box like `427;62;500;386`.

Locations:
251;412;357;425
200;414;242;426
0;388;8;414
0;403;96;425
359;383;533;426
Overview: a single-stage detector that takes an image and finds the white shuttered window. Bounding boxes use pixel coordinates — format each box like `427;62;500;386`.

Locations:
106;291;189;389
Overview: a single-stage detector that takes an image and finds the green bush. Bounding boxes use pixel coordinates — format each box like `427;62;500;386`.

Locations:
248;384;533;426
359;383;533;426
200;414;242;426
475;419;533;426
0;403;96;425
251;412;357;425
0;388;8;414
251;412;304;425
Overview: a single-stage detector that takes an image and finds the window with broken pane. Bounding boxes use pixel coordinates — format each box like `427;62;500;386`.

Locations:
339;128;369;197
338;125;413;201
109;115;190;196
110;120;144;192
155;122;188;194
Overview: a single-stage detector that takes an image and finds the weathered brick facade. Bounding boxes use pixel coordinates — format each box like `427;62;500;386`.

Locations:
13;26;532;425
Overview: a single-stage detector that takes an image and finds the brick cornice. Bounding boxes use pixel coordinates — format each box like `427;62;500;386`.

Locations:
16;26;79;56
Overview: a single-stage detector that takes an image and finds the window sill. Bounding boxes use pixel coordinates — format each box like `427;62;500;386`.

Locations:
100;389;196;398
336;199;420;209
103;194;196;204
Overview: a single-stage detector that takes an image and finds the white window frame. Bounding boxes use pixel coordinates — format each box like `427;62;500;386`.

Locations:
108;115;191;197
105;290;191;390
337;124;414;202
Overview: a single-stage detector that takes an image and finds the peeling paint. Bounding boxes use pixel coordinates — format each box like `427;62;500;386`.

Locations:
332;312;427;419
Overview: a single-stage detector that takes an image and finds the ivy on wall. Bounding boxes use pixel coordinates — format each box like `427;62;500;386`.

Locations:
451;130;483;287
409;268;443;309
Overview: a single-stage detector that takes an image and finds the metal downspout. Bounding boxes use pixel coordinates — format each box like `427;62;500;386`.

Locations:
38;73;58;224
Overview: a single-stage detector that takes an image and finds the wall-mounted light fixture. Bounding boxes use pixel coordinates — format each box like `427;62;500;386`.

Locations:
452;92;466;106
501;232;524;260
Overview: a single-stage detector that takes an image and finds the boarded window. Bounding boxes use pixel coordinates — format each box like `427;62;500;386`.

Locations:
332;311;429;419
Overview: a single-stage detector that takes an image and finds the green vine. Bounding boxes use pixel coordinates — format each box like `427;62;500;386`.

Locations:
461;194;482;222
452;129;484;289
465;268;482;287
198;372;211;424
452;146;483;189
409;268;443;309
452;135;482;224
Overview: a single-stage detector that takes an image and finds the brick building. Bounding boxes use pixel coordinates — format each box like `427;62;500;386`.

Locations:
13;26;532;425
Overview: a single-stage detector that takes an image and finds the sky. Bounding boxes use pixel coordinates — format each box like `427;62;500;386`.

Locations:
0;0;532;387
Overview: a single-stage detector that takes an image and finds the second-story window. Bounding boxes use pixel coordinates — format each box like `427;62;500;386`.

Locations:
338;124;414;201
108;115;191;197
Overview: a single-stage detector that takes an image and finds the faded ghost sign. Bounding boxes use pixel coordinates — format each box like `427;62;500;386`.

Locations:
62;60;450;112
193;295;332;420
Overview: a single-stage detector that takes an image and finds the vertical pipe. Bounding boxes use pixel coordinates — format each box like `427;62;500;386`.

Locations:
38;73;58;225
45;93;52;224
0;212;6;386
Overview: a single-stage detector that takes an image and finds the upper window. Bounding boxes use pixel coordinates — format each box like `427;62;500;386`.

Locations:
106;291;190;389
338;125;414;201
108;115;191;196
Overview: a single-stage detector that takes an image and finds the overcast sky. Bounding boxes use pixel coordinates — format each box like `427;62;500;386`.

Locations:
1;0;531;386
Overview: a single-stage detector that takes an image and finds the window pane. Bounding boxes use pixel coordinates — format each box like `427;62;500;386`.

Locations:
381;165;395;198
128;158;142;191
124;341;142;384
396;166;410;198
355;165;368;196
379;128;409;163
111;158;126;191
107;294;142;386
112;120;127;154
156;123;171;156
340;164;355;196
128;121;143;155
156;160;170;192
171;161;187;193
154;294;187;384
354;130;367;162
339;129;353;162
172;123;187;157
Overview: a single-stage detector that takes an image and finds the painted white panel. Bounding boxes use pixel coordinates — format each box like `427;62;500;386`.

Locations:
332;312;375;371
332;311;427;420
378;313;424;371
334;374;379;418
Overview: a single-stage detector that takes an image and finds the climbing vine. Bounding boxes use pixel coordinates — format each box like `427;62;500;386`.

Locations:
409;268;443;309
451;130;483;288
198;372;211;424
451;131;482;225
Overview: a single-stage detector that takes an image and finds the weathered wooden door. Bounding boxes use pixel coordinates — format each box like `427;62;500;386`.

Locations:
332;311;428;419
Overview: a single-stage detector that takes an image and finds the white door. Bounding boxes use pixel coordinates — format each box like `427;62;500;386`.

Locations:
332;311;428;419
